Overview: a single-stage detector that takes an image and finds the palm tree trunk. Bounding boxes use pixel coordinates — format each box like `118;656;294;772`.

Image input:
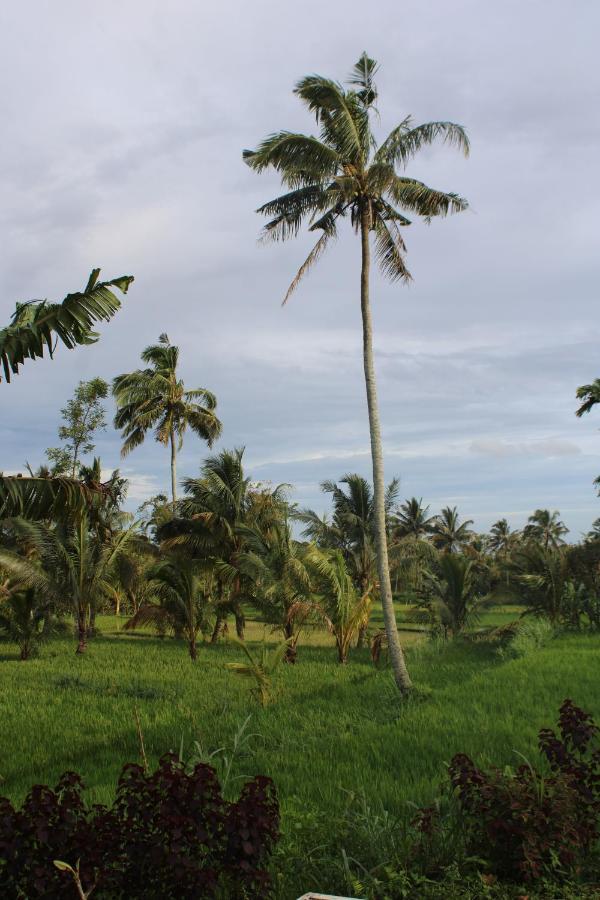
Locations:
283;620;297;663
76;610;87;654
189;637;197;660
234;605;245;640
360;205;412;695
170;427;177;509
211;615;225;643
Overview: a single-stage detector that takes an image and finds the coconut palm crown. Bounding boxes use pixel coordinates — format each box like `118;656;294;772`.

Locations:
243;52;469;299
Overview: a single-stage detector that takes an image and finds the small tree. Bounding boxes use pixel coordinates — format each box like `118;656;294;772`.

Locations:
0;587;61;660
46;378;109;477
225;638;290;705
290;547;371;663
124;556;211;660
412;553;483;637
0;515;134;653
238;521;312;662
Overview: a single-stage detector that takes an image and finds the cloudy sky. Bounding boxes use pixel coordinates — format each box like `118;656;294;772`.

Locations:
1;0;599;537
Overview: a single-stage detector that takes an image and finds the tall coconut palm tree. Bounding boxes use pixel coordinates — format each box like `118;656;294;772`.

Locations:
523;509;568;550
113;334;222;507
431;506;474;554
244;54;469;692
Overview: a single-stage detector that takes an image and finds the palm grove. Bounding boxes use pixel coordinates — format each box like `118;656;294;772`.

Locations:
1;55;599;691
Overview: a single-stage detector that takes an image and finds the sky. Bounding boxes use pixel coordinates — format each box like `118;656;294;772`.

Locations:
1;0;599;538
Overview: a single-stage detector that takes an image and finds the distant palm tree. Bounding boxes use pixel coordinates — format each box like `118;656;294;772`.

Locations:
431;506;474;553
585;518;600;542
245;53;469;693
393;497;434;539
523;509;568;550
576;379;600;417
299;474;378;593
510;545;570;623
113;334;222;507
488;518;517;555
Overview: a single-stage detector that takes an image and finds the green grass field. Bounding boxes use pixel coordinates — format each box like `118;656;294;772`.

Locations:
1;613;599;896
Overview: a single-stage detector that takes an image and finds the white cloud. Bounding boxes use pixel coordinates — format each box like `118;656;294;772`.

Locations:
101;469;160;504
470;438;582;459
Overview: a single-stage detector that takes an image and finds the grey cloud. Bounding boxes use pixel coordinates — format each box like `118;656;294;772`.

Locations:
1;0;599;537
470;438;582;459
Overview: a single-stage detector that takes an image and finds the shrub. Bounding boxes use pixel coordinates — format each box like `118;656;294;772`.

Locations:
0;753;279;898
499;617;555;658
440;699;600;882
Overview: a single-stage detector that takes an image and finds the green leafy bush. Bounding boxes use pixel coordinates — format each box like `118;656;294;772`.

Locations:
499;617;555;658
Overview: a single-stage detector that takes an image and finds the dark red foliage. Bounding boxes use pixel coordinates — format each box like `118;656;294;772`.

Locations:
0;753;279;899
446;700;600;882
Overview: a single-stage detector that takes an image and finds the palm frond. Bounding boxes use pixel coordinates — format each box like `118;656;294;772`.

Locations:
374;218;412;283
576;380;600;417
0;474;112;519
243;132;339;186
294;76;368;162
389;177;468;220
347;52;379;107
257;185;332;242
1;269;133;383
376;120;469;168
0;550;49;593
282;231;333;305
123;604;172;632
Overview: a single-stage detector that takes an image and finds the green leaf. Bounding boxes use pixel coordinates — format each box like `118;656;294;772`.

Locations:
0;270;134;383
